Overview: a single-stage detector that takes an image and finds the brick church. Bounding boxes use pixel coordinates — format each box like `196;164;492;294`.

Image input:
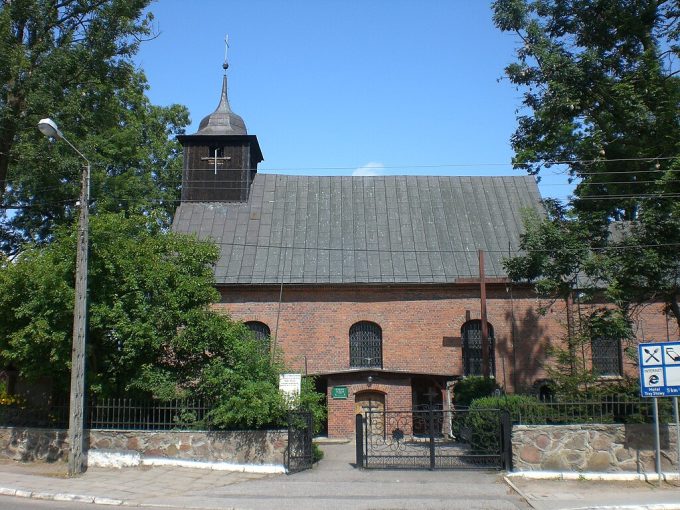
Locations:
173;66;677;438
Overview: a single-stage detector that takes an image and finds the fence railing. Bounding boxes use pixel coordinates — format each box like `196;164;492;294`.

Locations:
513;395;676;425
0;398;214;431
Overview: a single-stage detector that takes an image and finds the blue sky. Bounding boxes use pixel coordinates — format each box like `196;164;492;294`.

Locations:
135;0;573;201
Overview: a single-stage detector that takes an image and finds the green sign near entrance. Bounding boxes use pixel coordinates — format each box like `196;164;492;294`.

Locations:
331;386;349;399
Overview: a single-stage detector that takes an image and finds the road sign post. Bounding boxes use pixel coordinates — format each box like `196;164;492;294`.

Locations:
638;341;680;485
674;397;680;482
638;341;680;397
652;397;662;486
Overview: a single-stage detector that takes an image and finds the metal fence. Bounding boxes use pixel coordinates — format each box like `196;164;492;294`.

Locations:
513;395;676;425
89;398;212;430
0;398;215;431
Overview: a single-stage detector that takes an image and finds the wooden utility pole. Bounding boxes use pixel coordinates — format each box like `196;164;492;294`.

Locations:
37;119;90;476
68;159;90;476
479;250;490;379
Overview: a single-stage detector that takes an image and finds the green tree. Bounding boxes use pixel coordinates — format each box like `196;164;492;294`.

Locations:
494;0;680;330
0;0;188;254
0;213;219;395
0;212;325;428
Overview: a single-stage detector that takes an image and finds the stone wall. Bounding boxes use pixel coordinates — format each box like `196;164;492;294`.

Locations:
513;424;679;472
0;427;288;466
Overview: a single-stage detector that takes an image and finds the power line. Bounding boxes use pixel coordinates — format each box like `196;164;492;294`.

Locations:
258;156;679;171
129;238;680;254
4;189;680;211
3;156;679;189
1;222;679;253
576;193;680;200
5;174;680;199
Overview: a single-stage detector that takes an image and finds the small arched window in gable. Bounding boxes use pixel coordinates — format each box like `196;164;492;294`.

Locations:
350;321;382;369
245;321;271;352
461;320;495;377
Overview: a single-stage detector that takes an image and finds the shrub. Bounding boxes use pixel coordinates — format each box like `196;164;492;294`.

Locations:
312;443;324;463
453;376;499;406
465;395;544;452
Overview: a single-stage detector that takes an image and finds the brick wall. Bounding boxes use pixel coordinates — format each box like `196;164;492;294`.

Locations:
214;283;679;438
217;284;679;389
325;374;413;437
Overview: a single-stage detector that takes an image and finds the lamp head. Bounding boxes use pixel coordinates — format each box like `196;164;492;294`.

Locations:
37;118;62;139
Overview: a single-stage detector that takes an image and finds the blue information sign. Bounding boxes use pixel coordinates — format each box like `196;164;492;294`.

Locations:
639;341;680;397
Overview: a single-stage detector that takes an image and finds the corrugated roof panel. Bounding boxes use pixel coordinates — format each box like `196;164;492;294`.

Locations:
352;178;367;251
171;174;543;284
317;178;331;250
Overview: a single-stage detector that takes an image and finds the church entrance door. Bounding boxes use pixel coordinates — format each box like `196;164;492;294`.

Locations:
355;392;385;436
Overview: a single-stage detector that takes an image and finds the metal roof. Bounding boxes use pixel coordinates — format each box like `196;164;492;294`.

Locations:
195;75;247;135
172;174;544;284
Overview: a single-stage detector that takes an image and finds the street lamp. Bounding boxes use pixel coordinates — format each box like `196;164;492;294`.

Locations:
38;118;90;476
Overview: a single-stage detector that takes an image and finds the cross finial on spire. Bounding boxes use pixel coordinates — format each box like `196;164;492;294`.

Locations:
223;34;229;72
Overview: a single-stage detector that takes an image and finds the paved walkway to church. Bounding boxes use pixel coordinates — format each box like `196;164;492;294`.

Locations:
0;442;679;509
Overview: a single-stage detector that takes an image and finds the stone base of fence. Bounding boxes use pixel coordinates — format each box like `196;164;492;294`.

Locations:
0;427;288;470
512;424;679;473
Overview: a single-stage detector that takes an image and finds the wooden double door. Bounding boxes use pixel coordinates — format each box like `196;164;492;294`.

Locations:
355;391;385;436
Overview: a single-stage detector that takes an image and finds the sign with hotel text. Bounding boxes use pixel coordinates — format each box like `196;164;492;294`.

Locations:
638;341;680;397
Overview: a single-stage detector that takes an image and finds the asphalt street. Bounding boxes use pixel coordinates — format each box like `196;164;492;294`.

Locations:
2;443;679;509
0;499;103;510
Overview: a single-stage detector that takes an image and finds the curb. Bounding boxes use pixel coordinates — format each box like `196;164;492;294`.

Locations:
507;471;680;482
504;473;680;510
567;506;680;510
0;487;124;506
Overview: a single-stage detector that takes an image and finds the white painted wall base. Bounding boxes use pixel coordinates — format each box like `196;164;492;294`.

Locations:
86;449;286;474
507;471;680;482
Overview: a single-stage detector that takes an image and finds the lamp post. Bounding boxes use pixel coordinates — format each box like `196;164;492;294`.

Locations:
38;118;90;476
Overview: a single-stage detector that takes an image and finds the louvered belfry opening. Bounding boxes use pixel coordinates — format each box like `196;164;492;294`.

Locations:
179;136;262;203
350;321;382;369
462;320;495;377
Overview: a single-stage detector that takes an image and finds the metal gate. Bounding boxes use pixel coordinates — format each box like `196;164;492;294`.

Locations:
356;407;511;470
286;410;313;473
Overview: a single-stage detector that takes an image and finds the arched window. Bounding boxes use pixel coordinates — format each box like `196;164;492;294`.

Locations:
461;320;495;377
591;337;622;376
245;321;271;352
350;321;382;369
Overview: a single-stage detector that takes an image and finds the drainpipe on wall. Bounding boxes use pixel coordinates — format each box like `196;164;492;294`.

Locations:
479;249;490;379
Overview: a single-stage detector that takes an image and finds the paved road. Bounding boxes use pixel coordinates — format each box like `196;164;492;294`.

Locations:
0;443;528;510
123;441;528;510
2;443;680;509
510;477;680;510
0;498;99;510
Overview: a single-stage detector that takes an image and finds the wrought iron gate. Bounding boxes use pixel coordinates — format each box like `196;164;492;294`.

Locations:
286;410;313;473
356;407;511;470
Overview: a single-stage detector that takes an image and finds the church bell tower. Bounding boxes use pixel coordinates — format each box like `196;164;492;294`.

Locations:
177;46;263;202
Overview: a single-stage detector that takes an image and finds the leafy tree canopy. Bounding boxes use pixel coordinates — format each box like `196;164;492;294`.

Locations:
495;0;680;331
0;0;189;254
0;213;325;428
493;0;680;217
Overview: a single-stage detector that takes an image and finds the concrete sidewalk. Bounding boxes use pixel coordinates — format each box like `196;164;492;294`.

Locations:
507;477;680;510
0;443;525;509
0;443;677;509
